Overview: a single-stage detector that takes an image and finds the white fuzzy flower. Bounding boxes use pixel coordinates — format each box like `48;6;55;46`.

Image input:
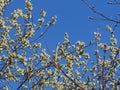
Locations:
3;86;8;90
38;18;44;23
106;25;113;32
40;10;46;17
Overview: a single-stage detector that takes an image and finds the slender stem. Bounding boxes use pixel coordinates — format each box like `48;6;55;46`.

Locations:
81;0;120;23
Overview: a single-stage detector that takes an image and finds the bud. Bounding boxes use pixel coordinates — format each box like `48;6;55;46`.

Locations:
40;10;46;17
106;25;112;32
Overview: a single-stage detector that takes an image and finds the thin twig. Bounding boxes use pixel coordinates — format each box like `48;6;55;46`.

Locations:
81;0;120;23
30;26;51;43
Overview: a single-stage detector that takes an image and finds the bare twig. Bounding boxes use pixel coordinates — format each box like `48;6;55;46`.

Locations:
30;26;51;43
81;0;120;23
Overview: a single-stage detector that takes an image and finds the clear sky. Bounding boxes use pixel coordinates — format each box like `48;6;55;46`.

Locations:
3;0;120;89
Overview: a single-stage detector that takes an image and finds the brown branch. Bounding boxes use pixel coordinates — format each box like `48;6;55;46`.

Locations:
107;0;120;5
81;0;120;23
30;26;51;43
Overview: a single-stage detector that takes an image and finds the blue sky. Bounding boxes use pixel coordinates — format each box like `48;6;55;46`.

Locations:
3;0;120;89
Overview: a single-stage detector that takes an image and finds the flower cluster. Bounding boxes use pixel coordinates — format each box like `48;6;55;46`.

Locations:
11;9;23;19
25;0;32;11
0;18;5;28
0;0;58;89
94;32;101;41
25;0;33;20
1;0;120;89
0;0;12;15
